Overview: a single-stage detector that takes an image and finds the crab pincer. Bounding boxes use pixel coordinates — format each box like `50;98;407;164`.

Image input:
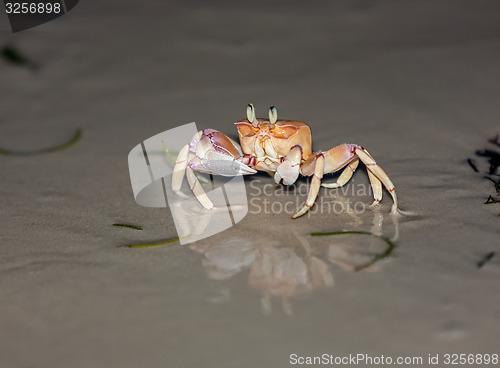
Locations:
172;129;255;210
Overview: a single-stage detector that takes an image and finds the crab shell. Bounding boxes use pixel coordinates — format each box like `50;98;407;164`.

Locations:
235;119;313;162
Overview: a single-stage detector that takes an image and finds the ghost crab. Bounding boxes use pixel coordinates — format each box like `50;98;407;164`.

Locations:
172;104;398;218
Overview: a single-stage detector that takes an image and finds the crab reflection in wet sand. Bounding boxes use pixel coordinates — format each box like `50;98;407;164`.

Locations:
190;209;399;315
173;104;399;218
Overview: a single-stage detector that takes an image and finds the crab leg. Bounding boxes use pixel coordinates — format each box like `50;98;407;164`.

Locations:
171;144;192;198
186;166;214;209
292;153;325;218
321;144;398;213
321;158;359;188
355;147;398;213
366;170;382;206
172;131;203;197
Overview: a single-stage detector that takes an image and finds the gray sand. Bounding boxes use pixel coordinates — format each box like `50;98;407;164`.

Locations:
1;1;499;367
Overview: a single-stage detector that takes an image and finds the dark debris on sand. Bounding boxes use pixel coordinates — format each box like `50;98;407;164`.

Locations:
477;252;496;269
468;134;500;207
468;135;499;270
1;45;39;70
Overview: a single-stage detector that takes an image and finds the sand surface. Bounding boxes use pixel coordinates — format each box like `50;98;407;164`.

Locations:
1;1;499;367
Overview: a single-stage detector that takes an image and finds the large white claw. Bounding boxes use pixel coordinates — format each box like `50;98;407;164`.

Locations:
190;154;256;176
189;130;256;176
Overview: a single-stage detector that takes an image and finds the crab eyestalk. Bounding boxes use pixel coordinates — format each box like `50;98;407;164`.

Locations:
247;103;258;127
268;106;277;128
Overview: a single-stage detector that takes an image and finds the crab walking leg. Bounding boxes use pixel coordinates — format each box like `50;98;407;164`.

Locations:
366;170;382;206
292;153;325;219
322;143;398;212
171;143;191;198
355;147;398;213
172;131;203;197
321;158;359;188
186;166;214;209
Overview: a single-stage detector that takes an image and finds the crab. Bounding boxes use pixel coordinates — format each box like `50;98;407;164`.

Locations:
172;104;398;218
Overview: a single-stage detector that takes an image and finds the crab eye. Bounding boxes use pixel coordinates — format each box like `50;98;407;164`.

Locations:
271;126;298;139
235;123;256;137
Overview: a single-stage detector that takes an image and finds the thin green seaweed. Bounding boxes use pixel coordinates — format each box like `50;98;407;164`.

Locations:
310;230;395;272
0;129;82;156
161;141;178;165
118;237;180;249
112;223;143;231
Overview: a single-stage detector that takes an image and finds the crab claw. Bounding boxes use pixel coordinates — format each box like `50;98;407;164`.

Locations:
189;129;257;176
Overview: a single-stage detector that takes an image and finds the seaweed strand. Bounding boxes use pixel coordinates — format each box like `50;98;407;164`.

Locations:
0;129;82;156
